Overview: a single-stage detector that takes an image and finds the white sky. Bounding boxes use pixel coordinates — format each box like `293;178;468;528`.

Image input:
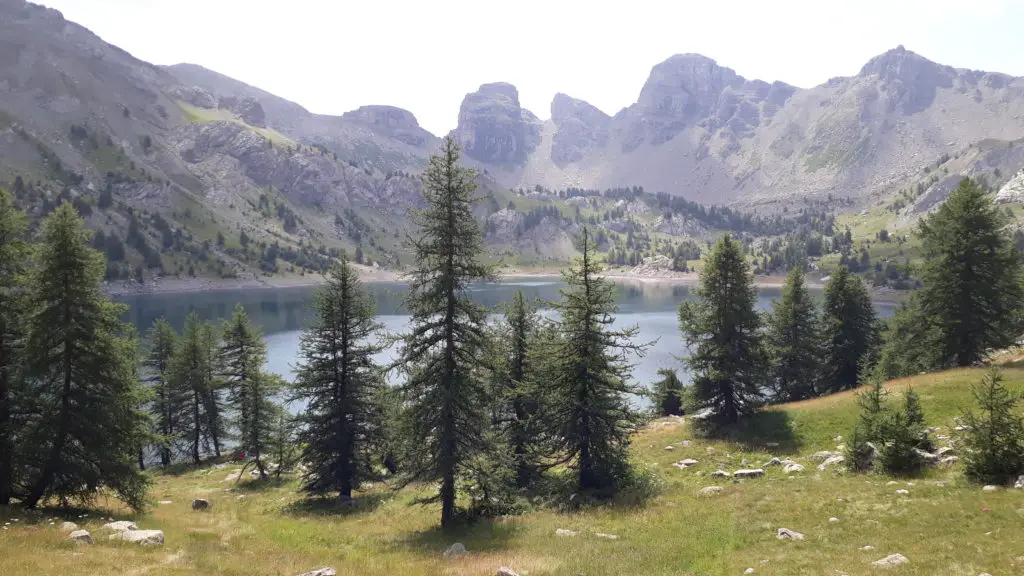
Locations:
39;0;1024;136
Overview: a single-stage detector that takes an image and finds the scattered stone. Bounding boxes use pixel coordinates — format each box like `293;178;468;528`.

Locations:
776;528;805;541
496;568;520;576
734;469;765;479
982;485;998;492
103;521;138;532
712;470;731;479
297;569;336;576
594;532;619;540
191;499;211;511
673;458;699;470
1015;475;1024;489
706;447;715;454
940;456;959;466
829;517;840;523
783;462;805;474
236;495;246;500
744;569;755;575
443;543;467;557
895;489;909;495
69;529;92;544
936;446;955;457
664;445;675;451
871;553;909;567
698;486;723;497
681;440;691;447
834;435;843;442
861;545;875;551
817;455;845;470
158;500;173;505
555;529;578;537
764;457;782;467
979;573;993;576
59;521;79;533
109;529;164;546
811;451;838;462
886;481;898;485
913;448;940;465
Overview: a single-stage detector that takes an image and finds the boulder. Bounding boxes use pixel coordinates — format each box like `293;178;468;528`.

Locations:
103;520;138;532
895;489;910;495
158;500;173;505
744;569;755;575
817;455;845;470
940;456;959;466
936;446;955;457
783;462;805;474
711;470;731;479
594;532;619;540
109;529;164;546
861;545;875;551
982;485;998;492
776;528;805;541
829;517;840;523
698;486;723;497
555;528;578;537
673;458;699;470
734;469;765;479
1013;475;1024;489
191;498;211;511
913;448;940;465
811;451;837;462
764;457;782;467
496;568;520;576
69;529;92;544
871;553;909;567
443;543;467;557
297;569;336;576
59;521;78;533
664;445;675;451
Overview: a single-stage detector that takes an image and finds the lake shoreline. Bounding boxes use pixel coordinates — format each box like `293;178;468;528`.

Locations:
104;267;908;302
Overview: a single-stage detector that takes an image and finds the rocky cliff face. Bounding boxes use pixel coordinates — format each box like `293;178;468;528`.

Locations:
550;93;610;165
452;83;542;165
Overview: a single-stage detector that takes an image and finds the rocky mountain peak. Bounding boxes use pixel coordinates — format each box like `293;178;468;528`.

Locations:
453;82;541;165
341;105;430;147
857;45;956;114
550;93;611;165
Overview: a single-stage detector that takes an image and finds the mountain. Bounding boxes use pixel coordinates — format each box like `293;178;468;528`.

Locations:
458;47;1024;207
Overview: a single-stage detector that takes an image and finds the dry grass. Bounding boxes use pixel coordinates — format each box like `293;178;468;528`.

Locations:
3;367;1024;575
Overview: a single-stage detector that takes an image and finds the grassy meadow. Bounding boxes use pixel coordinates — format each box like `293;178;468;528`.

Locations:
2;367;1024;575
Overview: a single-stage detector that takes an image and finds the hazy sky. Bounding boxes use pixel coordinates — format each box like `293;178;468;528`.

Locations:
40;0;1024;136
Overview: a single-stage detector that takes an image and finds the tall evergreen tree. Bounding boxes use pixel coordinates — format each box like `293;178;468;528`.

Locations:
142;318;178;467
543;229;648;494
292;257;383;500
875;294;939;380
494;289;541;489
679;234;765;432
651;369;685;417
172;312;218;465
219;304;272;478
960;368;1024;484
392;136;494;528
917;178;1024;367
821;266;877;393
765;266;822;402
0;189;28;505
21;202;148;510
199;322;226;458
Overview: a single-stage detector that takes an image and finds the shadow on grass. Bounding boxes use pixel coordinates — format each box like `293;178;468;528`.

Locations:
394;517;518;556
282;492;389;517
157;455;237;477
233;476;294;493
724;409;803;454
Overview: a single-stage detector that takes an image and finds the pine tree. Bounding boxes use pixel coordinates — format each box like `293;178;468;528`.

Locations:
651;369;685;416
292;257;383;500
494;289;541;488
917;178;1024;367
21;202;148;510
392;136;494;528
199;322;226;458
875;295;939;380
172;312;218;465
765;266;822;402
960;368;1024;484
543;229;648;494
821;266;877;393
142;318;178;467
0;189;28;505
679;234;765;432
219;304;271;478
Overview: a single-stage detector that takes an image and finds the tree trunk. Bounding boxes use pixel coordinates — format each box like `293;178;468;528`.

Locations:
0;366;11;506
192;389;201;465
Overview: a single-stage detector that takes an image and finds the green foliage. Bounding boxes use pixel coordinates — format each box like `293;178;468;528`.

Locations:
652;368;685;417
392;137;494;528
917;178;1024;367
821;266;877;393
541;230;648;495
292;257;384;500
874;294;938;380
171;312;223;464
679;234;766;433
142;318;178;467
0;189;28;505
765;266;822;402
959;368;1024;484
20;202;148;510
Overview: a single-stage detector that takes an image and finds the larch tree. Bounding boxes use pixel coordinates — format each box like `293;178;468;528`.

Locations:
21;202;148;510
679;234;766;433
172;312;218;465
219;304;273;478
917;178;1024;367
392;136;494;528
543;229;648;495
821;266;877;393
292;257;383;501
142;318;178;467
651;369;685;417
495;289;541;489
0;189;28;505
765;266;822;402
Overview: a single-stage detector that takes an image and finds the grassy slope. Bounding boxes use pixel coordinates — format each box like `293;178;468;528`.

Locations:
3;373;1024;576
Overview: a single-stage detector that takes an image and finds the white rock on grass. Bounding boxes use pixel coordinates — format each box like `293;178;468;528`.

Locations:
1015;475;1024;489
698;486;723;497
734;469;765;479
496;568;520;576
442;543;467;557
982;485;998;492
776;528;805;541
69;530;92;544
594;532;619;540
711;470;731;479
555;529;578;537
829;517;840;523
811;451;837;462
103;520;138;532
744;569;755;575
783;462;805;474
59;521;78;533
940;456;959;466
764;457;782;467
817;455;845;470
861;545;875;551
109;529;164;546
895;489;909;495
296;569;336;576
871;553;909;567
664;445;675;451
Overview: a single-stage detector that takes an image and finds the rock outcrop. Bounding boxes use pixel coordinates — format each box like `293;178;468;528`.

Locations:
453;83;542;165
995;170;1024;204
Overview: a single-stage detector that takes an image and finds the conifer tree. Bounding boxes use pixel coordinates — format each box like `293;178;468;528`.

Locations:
960;368;1024;484
21;202;148;510
821;266;877;392
543;229;648;494
494;289;541;488
292;257;383;500
0;189;28;505
917;178;1024;367
142;318;178;467
172;312;218;465
651;369;685;417
392;137;494;527
874;295;938;380
765;266;822;402
219;304;272;478
199;322;226;458
679;234;765;432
